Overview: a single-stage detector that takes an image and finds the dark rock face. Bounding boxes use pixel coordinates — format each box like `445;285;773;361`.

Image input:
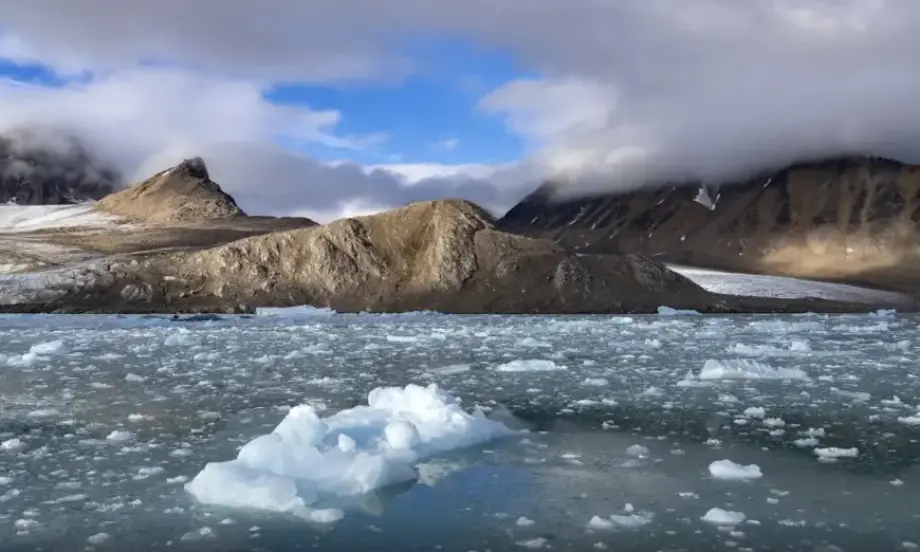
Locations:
500;155;920;293
0;132;120;205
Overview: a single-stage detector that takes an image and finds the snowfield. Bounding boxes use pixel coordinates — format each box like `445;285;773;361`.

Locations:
669;265;912;305
0;204;125;277
0;203;124;233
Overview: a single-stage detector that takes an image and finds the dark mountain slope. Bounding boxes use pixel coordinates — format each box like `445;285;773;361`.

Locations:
0;131;119;204
500;156;920;293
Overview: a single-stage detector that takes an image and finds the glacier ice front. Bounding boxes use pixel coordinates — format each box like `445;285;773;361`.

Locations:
185;383;515;522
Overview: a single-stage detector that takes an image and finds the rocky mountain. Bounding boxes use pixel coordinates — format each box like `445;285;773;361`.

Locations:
500;155;920;293
2;194;768;314
97;157;244;223
148;199;719;314
2;155;916;314
0;131;119;204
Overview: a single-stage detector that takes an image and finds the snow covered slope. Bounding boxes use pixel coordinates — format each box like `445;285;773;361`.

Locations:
0;204;126;276
0;204;123;233
670;265;912;306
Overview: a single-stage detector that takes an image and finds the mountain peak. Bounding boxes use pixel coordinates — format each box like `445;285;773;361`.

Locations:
97;157;244;223
172;157;209;181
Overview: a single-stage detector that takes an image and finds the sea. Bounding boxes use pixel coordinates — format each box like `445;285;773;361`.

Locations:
1;308;918;552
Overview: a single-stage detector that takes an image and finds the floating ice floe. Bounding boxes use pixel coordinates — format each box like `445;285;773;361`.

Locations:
1;339;66;367
701;507;746;525
693;359;809;381
185;383;516;523
657;306;700;316
587;503;653;530
708;459;763;480
255;305;338;317
494;359;567;372
814;447;859;461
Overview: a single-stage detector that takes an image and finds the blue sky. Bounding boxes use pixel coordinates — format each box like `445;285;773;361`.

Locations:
0;37;532;168
265;38;533;166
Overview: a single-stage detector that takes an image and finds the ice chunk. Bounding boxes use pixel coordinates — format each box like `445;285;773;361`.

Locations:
696;359;809;381
517;537;549;548
30;340;64;355
1;438;25;452
186;383;514;521
106;430;136;443
516;516;535;527
626;444;650;458
494;360;567;372
814;447;858;459
256;306;337;317
87;533;109;545
708;460;763;480
657;306;699;316
428;364;471;375
587;504;653;530
701;508;746;525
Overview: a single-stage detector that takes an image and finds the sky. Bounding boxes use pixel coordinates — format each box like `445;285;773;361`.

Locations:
0;1;919;221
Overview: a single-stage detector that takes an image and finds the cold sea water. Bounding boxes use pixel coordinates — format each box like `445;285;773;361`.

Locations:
1;309;918;552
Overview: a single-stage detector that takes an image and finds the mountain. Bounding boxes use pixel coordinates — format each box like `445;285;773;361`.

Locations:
2;156;917;314
97;157;244;223
152;199;714;314
500;155;920;293
0;132;119;204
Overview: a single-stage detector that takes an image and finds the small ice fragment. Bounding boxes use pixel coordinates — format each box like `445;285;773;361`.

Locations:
428;364;471;375
516;516;535;527
709;460;763;480
517;537;548;548
626;444;650;457
106;430;136;443
1;438;25;452
701;508;746;525
814;447;858;459
87;533;109;545
697;359;808;381
30;340;64;355
762;418;785;428
495;360;567;372
588;516;615;530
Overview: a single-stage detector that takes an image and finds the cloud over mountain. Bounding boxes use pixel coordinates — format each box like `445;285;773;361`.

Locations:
0;0;917;208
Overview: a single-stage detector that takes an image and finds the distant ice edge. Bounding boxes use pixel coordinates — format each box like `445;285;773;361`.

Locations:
185;383;517;523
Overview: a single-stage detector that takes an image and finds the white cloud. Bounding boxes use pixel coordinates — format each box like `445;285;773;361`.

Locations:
0;0;919;206
0;68;531;221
